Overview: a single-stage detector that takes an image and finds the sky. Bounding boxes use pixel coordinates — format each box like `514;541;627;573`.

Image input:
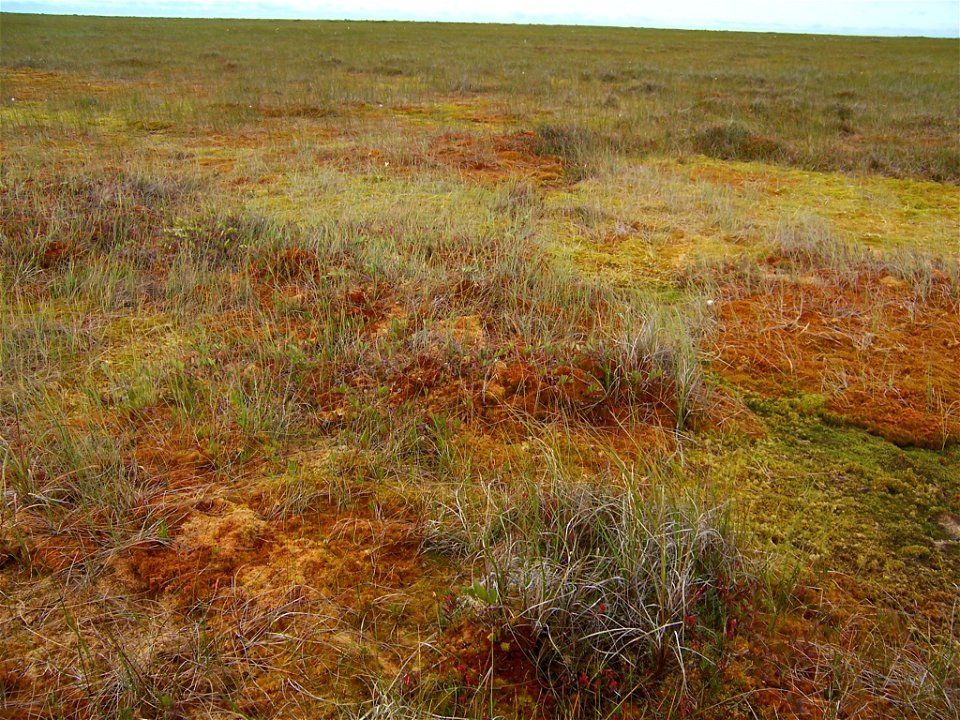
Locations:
3;0;959;37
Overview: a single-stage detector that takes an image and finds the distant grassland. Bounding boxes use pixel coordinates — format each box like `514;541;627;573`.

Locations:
2;13;959;181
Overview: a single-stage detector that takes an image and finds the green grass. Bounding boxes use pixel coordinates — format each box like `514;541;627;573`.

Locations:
2;14;959;181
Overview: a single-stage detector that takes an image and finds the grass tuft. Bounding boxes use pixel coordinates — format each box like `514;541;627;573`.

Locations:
692;122;789;163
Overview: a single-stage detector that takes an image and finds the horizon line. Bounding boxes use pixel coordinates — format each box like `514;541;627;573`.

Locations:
2;9;958;39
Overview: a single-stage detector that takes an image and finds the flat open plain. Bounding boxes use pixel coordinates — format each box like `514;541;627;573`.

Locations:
1;14;958;719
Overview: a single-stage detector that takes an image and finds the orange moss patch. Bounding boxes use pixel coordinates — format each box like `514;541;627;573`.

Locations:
690;162;798;196
120;499;446;712
390;101;521;127
428;131;563;184
38;239;76;268
250;246;320;283
384;346;682;432
0;67;129;103
129;503;267;600
714;274;959;448
320;131;563;184
705;573;957;720
20;530;99;576
259;103;333;119
481;357;607;418
459;108;524;126
126;498;433;611
130;418;236;491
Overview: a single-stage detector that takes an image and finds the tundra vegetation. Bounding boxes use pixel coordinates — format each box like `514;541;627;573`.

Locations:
1;13;958;720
